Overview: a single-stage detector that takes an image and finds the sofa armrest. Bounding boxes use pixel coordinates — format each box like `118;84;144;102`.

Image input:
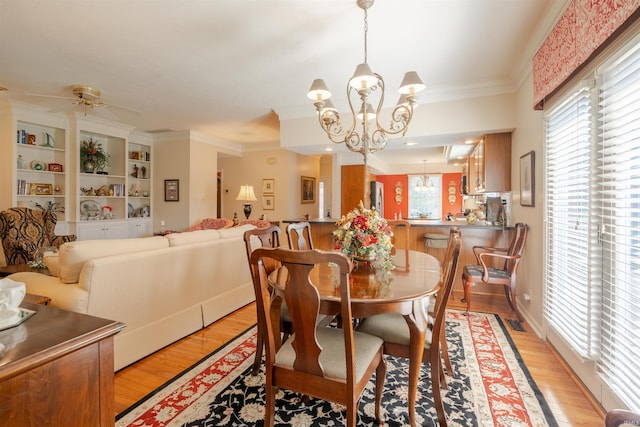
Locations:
7;271;89;314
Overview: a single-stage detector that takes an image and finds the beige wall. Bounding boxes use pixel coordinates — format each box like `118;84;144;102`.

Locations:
512;72;545;334
218;149;320;222
153;132;191;231
188;138;218;225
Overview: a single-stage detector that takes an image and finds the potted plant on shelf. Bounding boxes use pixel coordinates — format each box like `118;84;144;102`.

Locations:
80;137;110;173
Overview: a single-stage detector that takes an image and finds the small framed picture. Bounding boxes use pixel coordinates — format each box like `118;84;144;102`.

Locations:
262;178;275;194
48;163;64;172
30;183;53;196
301;176;316;204
130;151;140;160
164;179;179;202
262;195;275;210
520;151;535;207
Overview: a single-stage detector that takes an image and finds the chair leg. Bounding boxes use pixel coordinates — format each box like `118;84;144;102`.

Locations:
504;283;524;321
252;322;264;375
430;351;448;426
462;275;473;314
440;331;454;381
374;355;386;425
264;380;276;426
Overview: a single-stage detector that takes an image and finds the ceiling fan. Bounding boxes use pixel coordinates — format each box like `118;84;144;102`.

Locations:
27;84;142;117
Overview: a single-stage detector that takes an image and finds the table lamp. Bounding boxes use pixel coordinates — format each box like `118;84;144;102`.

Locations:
236;185;257;219
463;197;478;224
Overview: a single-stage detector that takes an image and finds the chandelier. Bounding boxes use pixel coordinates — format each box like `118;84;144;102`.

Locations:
415;160;435;192
306;0;425;166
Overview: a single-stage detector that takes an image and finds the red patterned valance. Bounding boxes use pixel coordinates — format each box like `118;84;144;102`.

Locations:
533;0;640;109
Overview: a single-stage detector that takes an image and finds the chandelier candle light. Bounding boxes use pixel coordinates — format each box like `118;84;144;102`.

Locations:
236;185;257;219
307;0;426;167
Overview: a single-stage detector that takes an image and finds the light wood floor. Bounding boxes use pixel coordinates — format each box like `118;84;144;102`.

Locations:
114;291;606;425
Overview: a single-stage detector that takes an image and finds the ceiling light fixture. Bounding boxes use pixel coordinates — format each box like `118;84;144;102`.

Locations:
415;160;435;192
307;0;425;167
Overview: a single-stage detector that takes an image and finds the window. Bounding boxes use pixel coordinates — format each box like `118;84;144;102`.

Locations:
407;174;442;219
544;35;640;411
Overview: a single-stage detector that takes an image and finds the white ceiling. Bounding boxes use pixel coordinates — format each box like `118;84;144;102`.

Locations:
0;0;562;169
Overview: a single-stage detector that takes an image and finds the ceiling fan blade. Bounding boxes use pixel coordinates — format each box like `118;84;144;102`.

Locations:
47;103;80;113
103;102;142;116
26;93;77;101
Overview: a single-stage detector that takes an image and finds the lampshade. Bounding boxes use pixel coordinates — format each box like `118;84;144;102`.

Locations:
349;63;379;90
396;94;418;109
320;99;338;114
307;79;332;101
236;185;257;202
463;197;478;210
357;103;376;121
398;71;426;95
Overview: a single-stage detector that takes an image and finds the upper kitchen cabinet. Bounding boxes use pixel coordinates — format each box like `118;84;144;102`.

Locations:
467;132;511;194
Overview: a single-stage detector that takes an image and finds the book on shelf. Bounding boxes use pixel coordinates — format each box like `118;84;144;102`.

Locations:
16;179;27;195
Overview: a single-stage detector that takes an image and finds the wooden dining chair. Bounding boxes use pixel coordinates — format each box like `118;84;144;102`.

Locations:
605;409;640;426
285;221;314;250
387;219;410;270
250;247;386;426
461;222;528;321
357;230;461;427
243;226;291;375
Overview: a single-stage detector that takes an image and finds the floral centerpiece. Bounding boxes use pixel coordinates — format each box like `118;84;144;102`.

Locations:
333;201;394;270
80;137;110;173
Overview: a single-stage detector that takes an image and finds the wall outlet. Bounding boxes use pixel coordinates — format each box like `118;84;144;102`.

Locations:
523;292;531;301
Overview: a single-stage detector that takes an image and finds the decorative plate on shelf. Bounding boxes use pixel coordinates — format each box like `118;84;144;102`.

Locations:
128;203;134;218
30;160;46;171
80;200;101;218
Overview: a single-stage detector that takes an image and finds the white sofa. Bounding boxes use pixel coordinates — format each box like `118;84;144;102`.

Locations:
8;224;256;370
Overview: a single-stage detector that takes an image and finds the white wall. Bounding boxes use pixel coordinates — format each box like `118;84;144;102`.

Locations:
512;72;545;334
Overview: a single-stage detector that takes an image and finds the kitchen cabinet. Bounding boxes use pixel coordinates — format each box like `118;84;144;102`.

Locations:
467;132;511;193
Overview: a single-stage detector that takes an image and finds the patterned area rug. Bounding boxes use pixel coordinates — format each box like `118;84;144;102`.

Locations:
116;310;558;427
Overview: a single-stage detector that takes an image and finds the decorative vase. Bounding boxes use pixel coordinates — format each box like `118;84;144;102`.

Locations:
84;160;95;173
353;251;376;271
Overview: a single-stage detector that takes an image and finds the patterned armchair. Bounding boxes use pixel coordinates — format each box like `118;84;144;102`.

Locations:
0;207;77;265
187;218;234;231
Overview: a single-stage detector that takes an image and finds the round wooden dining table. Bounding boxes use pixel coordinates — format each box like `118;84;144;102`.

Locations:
269;249;442;426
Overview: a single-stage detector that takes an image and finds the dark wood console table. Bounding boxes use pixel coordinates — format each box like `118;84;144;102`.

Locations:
0;303;125;426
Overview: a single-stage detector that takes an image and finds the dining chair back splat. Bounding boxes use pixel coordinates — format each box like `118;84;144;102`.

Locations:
250;248;386;427
357;229;461;427
387;219;410;270
286;221;314;250
461;222;528;321
243;226;288;375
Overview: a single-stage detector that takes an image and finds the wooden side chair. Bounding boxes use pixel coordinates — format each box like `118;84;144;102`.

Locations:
285;221;314;250
243;226;291;375
605;409;640;427
461;222;528;321
250;247;386;427
387;219;410;270
357;229;461;427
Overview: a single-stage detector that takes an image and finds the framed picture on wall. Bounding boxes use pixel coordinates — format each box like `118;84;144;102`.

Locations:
520;151;535;207
262;178;274;194
164;179;179;202
262;195;275;210
301;176;315;204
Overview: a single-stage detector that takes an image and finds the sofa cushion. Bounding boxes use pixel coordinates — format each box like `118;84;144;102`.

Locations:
165;229;221;247
44;254;60;277
218;224;256;239
58;236;169;284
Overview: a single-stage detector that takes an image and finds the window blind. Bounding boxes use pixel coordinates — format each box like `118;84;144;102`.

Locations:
544;86;595;358
597;40;640;410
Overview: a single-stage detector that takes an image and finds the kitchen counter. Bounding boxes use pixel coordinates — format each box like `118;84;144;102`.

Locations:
283;218;514;230
284;217;515;298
